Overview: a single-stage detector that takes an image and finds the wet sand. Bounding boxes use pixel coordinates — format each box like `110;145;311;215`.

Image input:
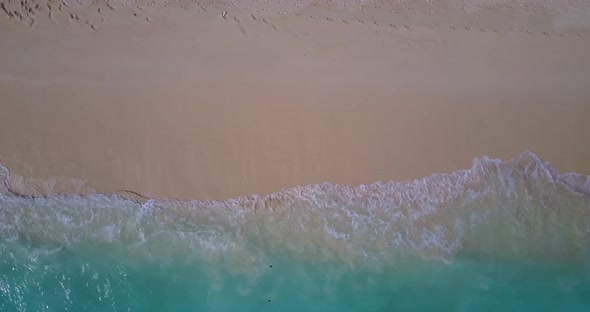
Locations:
1;0;589;200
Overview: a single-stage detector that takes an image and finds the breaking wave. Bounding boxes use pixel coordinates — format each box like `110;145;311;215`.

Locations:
1;151;589;265
2;151;590;311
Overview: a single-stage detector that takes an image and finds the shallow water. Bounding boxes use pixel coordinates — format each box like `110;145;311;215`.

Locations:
2;241;590;311
1;152;589;311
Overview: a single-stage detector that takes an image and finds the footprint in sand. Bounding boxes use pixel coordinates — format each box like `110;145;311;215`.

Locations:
0;2;9;16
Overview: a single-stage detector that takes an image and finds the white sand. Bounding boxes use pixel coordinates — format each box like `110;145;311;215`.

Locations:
0;0;589;200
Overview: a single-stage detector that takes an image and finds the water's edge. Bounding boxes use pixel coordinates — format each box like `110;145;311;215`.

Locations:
1;152;590;311
1;151;589;264
2;151;589;203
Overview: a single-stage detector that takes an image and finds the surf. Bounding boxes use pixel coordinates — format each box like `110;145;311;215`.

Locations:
1;151;589;311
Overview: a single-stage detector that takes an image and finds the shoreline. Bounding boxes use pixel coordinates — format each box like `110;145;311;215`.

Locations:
1;149;590;264
2;151;589;204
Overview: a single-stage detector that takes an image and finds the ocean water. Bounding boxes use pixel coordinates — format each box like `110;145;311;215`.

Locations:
1;151;589;311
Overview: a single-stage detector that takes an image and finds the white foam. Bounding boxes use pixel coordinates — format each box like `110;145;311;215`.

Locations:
0;152;589;264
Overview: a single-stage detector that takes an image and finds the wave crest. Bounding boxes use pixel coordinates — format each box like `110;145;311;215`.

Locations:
0;152;589;266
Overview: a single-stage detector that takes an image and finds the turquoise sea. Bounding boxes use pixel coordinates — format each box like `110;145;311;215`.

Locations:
1;152;589;311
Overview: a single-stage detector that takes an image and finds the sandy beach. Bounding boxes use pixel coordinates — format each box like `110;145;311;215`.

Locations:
1;0;589;200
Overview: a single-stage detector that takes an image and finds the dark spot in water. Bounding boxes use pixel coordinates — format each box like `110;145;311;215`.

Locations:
268;299;271;302
269;265;273;269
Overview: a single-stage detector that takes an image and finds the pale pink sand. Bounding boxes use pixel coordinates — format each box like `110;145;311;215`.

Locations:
0;0;589;200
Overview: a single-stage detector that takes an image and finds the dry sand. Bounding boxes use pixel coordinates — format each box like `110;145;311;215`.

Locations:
1;0;589;200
